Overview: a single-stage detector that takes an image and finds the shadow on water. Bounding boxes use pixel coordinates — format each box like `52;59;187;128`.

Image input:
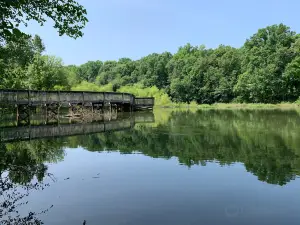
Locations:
1;108;300;223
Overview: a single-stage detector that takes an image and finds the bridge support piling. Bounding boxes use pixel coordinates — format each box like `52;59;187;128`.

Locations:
81;104;94;122
44;103;60;124
92;103;103;114
17;104;31;126
69;103;83;117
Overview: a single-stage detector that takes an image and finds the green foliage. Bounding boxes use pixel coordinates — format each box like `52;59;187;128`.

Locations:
283;56;300;100
27;55;68;90
295;97;300;105
0;35;69;91
72;81;113;92
234;24;298;103
64;65;80;87
77;60;103;82
0;35;47;89
166;44;241;103
133;52;172;89
3;23;300;105
117;85;172;105
0;0;88;44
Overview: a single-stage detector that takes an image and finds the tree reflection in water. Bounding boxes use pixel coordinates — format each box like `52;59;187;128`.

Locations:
1;109;300;224
64;110;300;186
0;140;64;224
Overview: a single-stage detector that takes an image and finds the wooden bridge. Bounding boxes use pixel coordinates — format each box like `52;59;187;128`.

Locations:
0;89;154;109
0;89;154;124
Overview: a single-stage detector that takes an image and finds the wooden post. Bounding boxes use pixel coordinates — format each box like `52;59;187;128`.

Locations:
132;94;135;112
16;90;18;105
28;90;30;105
82;91;85;105
58;91;60;104
17;104;30;125
16;105;19;123
46;104;49;124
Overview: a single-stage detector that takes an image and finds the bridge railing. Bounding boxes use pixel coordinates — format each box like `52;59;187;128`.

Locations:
0;89;135;106
30;91;47;104
135;97;155;107
0;90;22;103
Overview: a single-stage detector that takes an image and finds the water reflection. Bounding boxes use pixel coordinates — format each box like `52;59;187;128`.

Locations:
2;109;300;185
1;109;300;224
0;110;155;224
0;141;61;224
63;109;300;186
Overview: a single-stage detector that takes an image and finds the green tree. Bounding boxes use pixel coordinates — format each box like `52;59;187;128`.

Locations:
64;65;80;87
0;35;42;89
96;60;118;85
32;35;46;54
199;45;241;103
283;37;300;100
284;56;300;100
0;0;88;44
132;52;172;89
27;55;68;90
77;60;103;82
167;44;241;103
111;58;136;87
167;44;205;102
234;24;298;102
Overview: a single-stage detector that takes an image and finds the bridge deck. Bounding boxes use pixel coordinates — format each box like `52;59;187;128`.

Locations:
0;89;154;110
135;97;155;109
0;90;133;105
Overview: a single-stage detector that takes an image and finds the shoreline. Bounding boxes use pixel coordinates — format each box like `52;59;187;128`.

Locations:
154;103;300;110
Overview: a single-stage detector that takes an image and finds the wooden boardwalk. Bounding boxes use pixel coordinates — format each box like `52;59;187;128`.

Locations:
0;89;154;124
0;89;154;109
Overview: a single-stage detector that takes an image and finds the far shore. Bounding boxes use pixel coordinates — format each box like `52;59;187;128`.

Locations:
154;103;300;110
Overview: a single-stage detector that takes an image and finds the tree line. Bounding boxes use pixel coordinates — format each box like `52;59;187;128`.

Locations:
1;23;300;104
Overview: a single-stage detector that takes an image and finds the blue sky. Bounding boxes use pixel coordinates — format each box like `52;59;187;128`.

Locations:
23;0;300;65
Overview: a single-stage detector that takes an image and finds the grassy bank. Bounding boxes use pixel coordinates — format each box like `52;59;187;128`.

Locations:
155;103;300;110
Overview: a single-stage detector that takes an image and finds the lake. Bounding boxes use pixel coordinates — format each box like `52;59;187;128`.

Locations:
1;109;300;225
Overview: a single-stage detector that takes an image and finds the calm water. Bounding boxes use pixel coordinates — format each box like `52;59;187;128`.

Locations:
1;109;300;224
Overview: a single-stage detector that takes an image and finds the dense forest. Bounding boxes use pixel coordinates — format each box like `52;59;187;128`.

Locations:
1;2;300;104
1;24;300;104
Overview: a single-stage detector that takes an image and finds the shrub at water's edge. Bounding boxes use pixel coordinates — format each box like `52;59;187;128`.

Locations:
117;85;172;106
71;82;114;92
